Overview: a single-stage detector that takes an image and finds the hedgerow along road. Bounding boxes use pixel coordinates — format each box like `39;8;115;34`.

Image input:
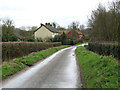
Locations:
2;43;88;88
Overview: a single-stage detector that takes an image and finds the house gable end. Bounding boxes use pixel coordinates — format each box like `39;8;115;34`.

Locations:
34;25;55;40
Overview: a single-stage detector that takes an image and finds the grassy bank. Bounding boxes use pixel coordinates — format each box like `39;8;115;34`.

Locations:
1;45;70;80
76;47;118;88
74;42;85;46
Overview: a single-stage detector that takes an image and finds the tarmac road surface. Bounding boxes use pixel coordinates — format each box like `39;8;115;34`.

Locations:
2;43;87;88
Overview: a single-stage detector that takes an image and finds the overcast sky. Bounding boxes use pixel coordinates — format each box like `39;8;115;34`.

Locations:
0;0;114;28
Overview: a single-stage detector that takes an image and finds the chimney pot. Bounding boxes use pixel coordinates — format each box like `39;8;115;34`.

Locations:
40;23;43;26
45;23;48;25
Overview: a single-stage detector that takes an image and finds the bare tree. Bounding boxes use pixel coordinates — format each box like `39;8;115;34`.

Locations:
79;24;85;30
88;1;119;42
51;22;60;28
68;21;80;30
2;18;15;41
19;26;27;30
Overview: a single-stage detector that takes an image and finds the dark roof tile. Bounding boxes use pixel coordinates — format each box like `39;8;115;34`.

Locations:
34;24;59;33
45;25;59;33
14;33;23;40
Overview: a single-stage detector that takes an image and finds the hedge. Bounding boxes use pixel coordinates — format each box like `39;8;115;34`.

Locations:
62;39;83;45
87;42;120;60
2;42;61;62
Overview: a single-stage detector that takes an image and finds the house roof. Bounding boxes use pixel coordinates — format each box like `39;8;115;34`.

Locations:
68;30;83;35
59;30;70;34
34;24;59;33
67;30;83;39
14;33;23;40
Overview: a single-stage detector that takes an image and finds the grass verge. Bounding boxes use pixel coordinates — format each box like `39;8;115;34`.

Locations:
1;45;70;80
76;46;118;88
74;42;86;46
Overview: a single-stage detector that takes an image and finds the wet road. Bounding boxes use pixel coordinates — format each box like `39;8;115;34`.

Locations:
2;43;87;88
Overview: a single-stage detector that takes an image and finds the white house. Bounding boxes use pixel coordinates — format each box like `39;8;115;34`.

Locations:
34;23;60;41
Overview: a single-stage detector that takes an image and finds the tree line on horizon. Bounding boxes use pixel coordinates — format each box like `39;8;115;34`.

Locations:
0;18;87;42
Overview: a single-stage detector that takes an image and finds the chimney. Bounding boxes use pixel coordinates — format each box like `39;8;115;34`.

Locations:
48;23;50;25
45;23;48;26
40;23;43;26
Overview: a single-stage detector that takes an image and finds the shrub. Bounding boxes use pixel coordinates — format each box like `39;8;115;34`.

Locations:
52;35;61;42
27;38;34;42
36;38;43;42
9;35;18;41
87;42;119;60
62;39;71;45
62;39;83;45
2;42;61;62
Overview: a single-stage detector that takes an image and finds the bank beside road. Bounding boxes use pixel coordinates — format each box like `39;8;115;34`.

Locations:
1;45;70;80
76;46;118;88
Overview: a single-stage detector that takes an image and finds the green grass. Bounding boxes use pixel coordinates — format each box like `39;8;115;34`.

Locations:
76;46;118;88
74;42;86;46
1;45;70;80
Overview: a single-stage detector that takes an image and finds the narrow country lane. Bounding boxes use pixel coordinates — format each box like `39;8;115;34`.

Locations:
2;43;87;88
